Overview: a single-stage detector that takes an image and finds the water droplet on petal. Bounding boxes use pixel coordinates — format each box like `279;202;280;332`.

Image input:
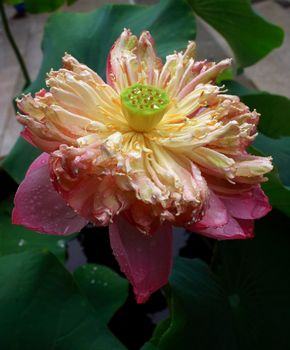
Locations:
57;239;65;248
18;239;26;247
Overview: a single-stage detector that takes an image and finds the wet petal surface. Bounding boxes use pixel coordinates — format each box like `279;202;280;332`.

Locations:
13;153;88;235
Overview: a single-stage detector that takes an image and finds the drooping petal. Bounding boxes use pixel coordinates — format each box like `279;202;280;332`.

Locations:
220;185;271;220
109;215;172;303
12;153;88;235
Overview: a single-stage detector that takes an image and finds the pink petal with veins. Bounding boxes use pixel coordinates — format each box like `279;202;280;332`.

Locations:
189;191;228;230
12;153;88;235
21;128;61;153
220;185;271;219
190;215;254;240
25;152;50;176
106;29;162;92
109;215;172;303
21;128;36;147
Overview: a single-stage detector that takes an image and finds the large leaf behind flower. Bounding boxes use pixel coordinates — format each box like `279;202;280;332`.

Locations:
4;0;77;13
147;210;290;349
241;92;290;189
1;0;196;183
187;0;284;68
0;251;128;349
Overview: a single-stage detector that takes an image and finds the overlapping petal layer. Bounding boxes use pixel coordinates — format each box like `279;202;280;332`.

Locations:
14;29;273;302
13;153;88;235
188;185;270;239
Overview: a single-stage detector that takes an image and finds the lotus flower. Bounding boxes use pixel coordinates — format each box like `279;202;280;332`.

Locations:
13;29;272;303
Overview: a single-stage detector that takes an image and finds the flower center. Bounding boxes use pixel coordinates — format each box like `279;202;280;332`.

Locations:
120;83;169;132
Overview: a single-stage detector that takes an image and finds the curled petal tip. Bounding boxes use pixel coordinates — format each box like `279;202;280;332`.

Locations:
121;28;134;41
223;58;233;66
140;30;153;40
35;89;47;97
184;41;196;57
63;52;72;61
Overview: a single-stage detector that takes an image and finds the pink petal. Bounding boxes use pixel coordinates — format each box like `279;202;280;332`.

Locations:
220;185;271;219
188;191;228;230
106;29;136;91
125;201;161;235
21;128;61;153
12;153;88;235
137;31;162;85
237;219;254;237
109;215;172;303
50;146;133;227
26;152;50;176
21;128;36;147
177;59;232;100
106;29;162;92
190;215;254;240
